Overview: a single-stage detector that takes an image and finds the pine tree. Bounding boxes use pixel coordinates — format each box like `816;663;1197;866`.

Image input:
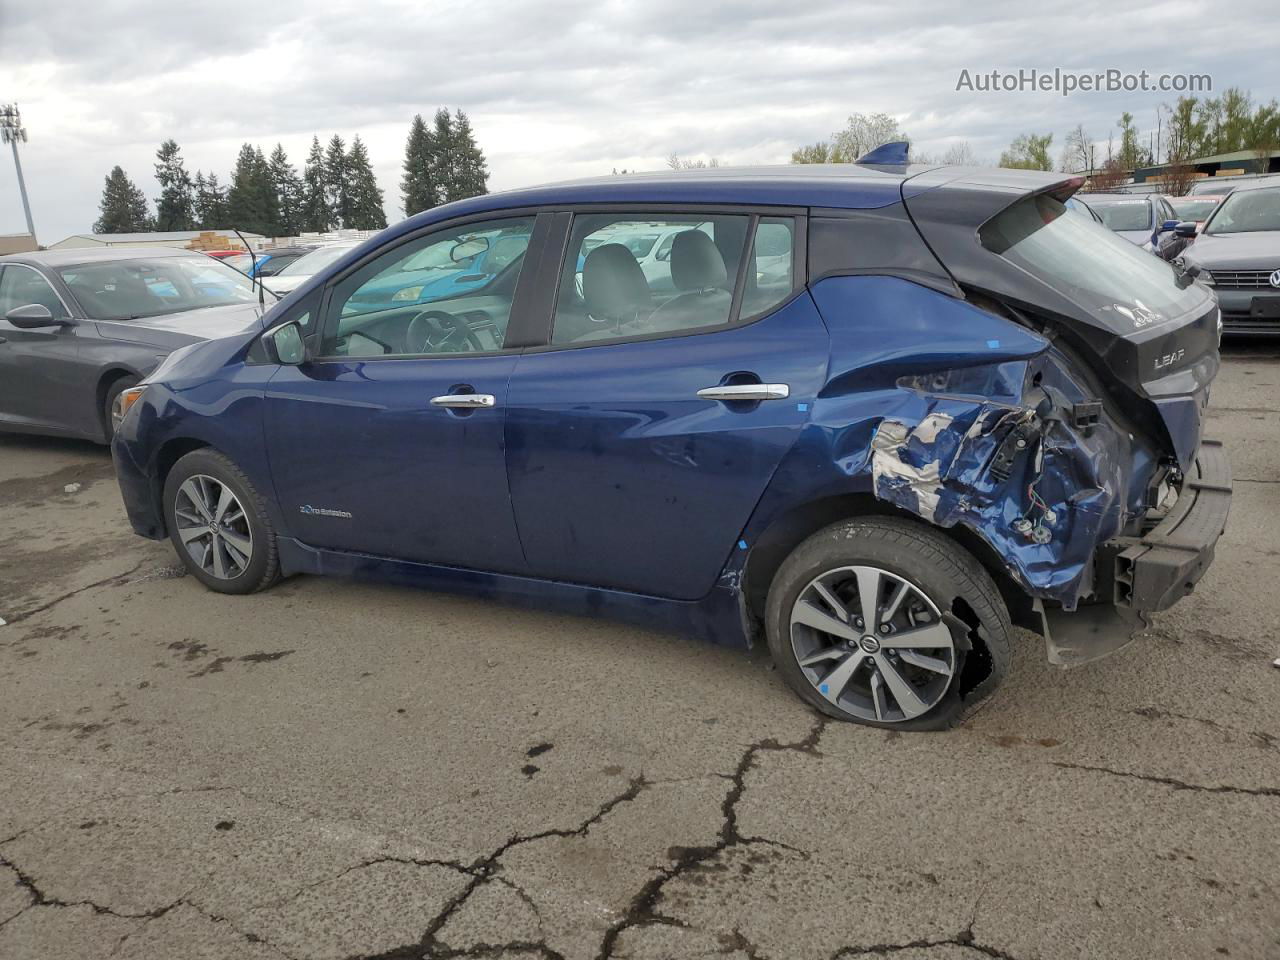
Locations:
345;135;387;230
300;136;333;233
154;139;196;231
325;134;351;227
431;109;456;203
448;110;489;201
401;113;439;216
268;144;304;236
254;145;282;236
93;166;153;233
194;172;229;229
226;144;281;236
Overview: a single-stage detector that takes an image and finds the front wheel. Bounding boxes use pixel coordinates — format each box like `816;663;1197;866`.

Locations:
765;517;1012;730
163;449;280;595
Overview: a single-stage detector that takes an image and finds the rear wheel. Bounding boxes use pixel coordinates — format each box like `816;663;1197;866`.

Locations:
163;449;280;594
765;517;1012;730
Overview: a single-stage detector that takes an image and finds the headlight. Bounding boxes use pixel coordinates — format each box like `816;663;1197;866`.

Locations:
1198;269;1215;286
116;385;148;423
391;285;425;302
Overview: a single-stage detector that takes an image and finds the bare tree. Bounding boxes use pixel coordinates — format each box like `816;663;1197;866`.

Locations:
667;153;721;170
793;112;907;164
1063;124;1096;176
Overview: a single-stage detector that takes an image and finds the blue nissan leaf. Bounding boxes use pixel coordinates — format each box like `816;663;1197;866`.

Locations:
111;148;1230;729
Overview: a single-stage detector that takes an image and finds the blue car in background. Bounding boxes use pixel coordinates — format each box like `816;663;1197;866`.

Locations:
223;246;316;279
111;153;1229;729
1078;193;1182;254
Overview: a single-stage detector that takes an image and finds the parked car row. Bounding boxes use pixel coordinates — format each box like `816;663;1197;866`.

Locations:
1074;178;1280;336
0;155;1234;730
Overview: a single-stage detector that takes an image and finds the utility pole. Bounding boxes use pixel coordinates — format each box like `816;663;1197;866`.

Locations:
0;104;37;243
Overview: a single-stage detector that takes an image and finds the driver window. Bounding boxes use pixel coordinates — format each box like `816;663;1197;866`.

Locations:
318;217;534;358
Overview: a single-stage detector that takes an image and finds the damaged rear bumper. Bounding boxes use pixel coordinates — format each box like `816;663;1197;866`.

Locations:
1043;439;1232;665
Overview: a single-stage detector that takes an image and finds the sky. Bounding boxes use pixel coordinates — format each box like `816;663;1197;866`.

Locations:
1;0;1277;244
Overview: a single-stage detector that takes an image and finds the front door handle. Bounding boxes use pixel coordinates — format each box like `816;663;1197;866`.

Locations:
697;383;790;402
430;393;496;408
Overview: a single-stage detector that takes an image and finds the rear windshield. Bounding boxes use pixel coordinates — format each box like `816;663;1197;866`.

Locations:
1190;180;1237;196
1088;200;1152;231
1169;198;1220;221
981;194;1204;327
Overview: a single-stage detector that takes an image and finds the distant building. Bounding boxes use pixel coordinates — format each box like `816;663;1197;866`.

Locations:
0;233;37;255
48;229;267;251
1131;148;1280;185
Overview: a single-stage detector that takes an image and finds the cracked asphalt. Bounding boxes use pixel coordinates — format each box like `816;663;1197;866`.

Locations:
1;343;1278;960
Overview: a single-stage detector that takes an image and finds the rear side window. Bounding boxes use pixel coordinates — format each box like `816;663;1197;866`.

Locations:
550;213;796;346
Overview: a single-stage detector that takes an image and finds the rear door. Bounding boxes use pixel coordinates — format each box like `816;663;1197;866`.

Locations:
504;209;829;600
263;214;544;573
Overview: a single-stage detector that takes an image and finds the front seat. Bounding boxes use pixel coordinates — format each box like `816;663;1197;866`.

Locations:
648;230;733;329
575;242;653;340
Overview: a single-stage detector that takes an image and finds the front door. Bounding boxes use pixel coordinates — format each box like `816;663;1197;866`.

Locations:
504;211;829;600
264;215;539;573
0;264;83;435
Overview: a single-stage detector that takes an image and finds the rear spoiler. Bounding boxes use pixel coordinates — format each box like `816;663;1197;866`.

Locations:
902;167;1086;207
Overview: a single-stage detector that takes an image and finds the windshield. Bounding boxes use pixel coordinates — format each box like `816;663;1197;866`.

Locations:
58;256;266;321
982;194;1202;326
1170;198;1220;221
1205;186;1280;235
223;254;253;273
1088;200;1152;232
279;243;358;276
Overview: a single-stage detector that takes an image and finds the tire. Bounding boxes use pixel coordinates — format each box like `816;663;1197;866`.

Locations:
163;449;281;595
765;516;1012;731
103;376;140;442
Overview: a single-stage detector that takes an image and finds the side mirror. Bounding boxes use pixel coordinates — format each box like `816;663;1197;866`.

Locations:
655;246;671;262
1158;219;1179;234
4;303;69;329
264;321;306;366
1174;221;1198;238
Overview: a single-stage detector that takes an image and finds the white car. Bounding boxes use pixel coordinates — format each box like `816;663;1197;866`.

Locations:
262;240;362;296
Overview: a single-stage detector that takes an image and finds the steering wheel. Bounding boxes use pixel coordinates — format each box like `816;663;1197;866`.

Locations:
406;309;484;353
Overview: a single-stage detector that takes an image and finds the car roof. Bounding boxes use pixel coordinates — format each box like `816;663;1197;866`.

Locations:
376;162;1075;243
1218;178;1280;195
0;246;208;269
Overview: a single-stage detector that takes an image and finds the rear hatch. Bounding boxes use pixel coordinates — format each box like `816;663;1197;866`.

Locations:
902;167;1219;470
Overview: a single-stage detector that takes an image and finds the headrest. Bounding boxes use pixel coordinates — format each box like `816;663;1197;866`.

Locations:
582;243;651;321
670;230;728;291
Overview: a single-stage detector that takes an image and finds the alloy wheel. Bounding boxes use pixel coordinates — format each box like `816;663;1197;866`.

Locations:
173;474;254;580
789;564;956;723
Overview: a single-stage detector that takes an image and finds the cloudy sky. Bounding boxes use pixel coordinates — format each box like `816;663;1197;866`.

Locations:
1;0;1276;243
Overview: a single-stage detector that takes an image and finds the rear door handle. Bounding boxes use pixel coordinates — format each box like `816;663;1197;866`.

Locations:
430;393;496;408
697;384;790;402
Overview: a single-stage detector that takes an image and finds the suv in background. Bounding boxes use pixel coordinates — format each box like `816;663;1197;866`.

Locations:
112;157;1229;730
